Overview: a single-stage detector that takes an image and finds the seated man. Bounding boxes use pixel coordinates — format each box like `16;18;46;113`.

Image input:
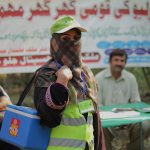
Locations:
95;49;149;150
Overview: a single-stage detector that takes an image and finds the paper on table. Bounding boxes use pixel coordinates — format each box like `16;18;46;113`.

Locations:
100;110;140;119
135;107;150;113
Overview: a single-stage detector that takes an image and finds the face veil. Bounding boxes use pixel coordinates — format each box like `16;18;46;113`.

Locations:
50;29;85;90
50;29;82;69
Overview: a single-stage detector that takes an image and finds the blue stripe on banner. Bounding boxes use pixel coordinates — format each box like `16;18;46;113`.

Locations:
96;41;150;49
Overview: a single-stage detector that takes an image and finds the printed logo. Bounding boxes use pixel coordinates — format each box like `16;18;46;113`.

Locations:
9;118;20;136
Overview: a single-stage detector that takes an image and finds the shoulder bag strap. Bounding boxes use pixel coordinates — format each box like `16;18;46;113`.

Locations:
16;68;41;106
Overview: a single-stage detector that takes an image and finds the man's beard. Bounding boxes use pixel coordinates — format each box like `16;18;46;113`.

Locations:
114;65;124;73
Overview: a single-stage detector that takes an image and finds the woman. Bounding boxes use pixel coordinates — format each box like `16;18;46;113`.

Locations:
34;16;105;150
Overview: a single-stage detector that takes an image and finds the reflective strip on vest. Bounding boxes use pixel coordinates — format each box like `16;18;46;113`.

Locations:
49;138;85;148
61;116;93;126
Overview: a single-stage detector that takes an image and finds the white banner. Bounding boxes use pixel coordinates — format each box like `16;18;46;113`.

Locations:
0;0;150;73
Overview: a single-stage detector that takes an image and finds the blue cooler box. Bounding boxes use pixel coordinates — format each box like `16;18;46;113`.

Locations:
0;104;51;150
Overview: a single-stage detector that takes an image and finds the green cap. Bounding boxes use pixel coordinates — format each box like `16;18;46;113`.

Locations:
50;16;87;34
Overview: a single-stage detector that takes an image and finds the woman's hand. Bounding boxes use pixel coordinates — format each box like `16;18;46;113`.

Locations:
56;65;73;87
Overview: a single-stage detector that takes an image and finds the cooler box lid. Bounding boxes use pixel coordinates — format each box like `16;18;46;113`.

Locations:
7;104;38;115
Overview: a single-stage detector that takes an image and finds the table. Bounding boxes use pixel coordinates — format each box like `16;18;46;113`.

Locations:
100;102;150;127
100;102;150;150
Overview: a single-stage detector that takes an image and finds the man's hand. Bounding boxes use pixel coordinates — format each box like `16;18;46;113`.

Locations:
56;65;73;87
0;96;12;111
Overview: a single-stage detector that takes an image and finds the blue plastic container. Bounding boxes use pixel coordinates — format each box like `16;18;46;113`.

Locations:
0;104;50;150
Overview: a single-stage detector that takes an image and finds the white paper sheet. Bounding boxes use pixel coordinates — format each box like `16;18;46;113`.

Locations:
100;111;140;119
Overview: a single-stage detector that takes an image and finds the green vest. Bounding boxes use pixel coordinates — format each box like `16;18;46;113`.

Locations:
47;101;94;150
45;63;97;150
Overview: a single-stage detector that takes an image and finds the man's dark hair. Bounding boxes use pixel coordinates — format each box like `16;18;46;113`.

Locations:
109;49;128;63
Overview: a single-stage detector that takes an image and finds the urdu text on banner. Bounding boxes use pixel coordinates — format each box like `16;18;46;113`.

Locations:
0;0;150;73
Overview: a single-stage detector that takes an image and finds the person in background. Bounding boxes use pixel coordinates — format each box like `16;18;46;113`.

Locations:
0;85;20;150
0;85;12;111
34;15;105;150
95;49;149;150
